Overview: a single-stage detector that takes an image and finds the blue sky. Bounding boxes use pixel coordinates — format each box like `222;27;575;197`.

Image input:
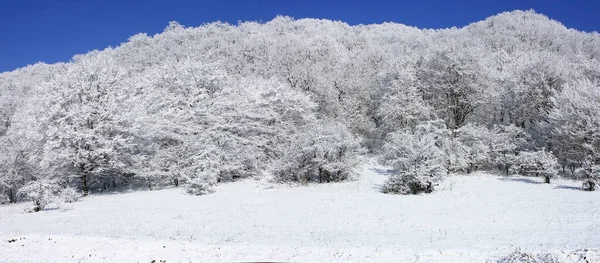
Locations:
1;0;599;73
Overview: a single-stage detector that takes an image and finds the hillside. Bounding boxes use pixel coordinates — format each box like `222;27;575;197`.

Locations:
1;9;600;262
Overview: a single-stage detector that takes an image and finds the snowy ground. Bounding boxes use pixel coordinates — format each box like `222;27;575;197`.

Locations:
1;161;600;262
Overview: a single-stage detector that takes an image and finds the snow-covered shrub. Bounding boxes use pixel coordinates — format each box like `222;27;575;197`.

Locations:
575;165;600;191
441;137;470;173
491;248;560;263
511;150;559;183
0;194;8;205
454;124;494;172
382;170;438;195
58;186;81;203
490;125;530;175
186;179;215;196
185;172;217;196
381;121;447;194
17;179;63;212
272;120;362;183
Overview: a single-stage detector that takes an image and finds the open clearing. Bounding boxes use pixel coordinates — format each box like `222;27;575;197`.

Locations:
1;161;599;262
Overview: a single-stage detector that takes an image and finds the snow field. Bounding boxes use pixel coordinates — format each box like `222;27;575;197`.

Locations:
1;163;599;262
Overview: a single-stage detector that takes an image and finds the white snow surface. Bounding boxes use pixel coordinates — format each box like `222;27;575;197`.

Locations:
1;160;600;262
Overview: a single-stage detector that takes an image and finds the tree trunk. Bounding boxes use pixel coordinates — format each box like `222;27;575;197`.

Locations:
8;188;15;203
81;174;89;196
584;180;596;191
318;167;323;183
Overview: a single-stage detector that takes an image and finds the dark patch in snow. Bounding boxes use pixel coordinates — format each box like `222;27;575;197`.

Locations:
554;185;581;191
6;237;24;243
498;177;543;185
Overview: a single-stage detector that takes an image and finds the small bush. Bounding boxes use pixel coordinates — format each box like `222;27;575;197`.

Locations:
17;179;63;212
575;165;599;191
382;172;434;195
0;194;9;205
185;175;216;196
58;186;81;203
582;180;596;191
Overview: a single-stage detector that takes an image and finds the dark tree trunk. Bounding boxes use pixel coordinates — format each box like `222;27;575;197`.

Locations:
583;180;596;191
318;167;323;183
8;188;15;203
81;174;89;196
544;175;551;184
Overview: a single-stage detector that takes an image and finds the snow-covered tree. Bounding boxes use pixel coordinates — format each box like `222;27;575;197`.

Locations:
381;120;447;194
272;119;362;183
129;59;228;189
17;179;69;212
490;125;530;175
0;135;34;203
454;124;494;173
377;77;435;136
415;49;487;130
0;93;47;203
576;164;600;191
510;150;559;183
547;79;600;176
41;52;137;196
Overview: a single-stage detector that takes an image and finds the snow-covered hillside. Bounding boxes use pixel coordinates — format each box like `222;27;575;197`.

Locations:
1;162;599;262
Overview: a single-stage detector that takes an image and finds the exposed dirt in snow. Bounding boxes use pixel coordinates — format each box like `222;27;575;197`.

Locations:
1;161;599;262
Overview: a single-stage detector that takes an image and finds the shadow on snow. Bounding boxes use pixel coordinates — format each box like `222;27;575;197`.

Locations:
553;185;581;191
497;177;544;185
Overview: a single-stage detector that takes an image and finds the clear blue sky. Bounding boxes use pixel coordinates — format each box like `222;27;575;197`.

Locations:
1;0;599;73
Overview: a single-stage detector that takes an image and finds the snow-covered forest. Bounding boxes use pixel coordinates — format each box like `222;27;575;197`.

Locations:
1;9;600;262
1;9;599;209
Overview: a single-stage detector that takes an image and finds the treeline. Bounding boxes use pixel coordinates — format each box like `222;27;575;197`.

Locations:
0;10;599;209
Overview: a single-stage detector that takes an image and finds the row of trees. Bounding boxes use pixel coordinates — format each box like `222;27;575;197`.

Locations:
0;53;361;209
1;10;599;208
